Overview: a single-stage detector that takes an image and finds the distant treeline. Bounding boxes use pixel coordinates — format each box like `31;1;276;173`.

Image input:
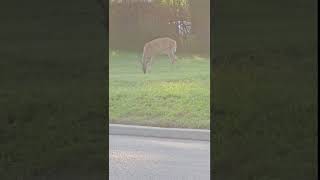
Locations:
109;0;210;54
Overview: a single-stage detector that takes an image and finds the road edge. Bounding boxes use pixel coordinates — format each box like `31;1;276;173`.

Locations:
109;124;210;141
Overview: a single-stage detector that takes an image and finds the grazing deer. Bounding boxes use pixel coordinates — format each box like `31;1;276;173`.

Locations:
141;37;177;74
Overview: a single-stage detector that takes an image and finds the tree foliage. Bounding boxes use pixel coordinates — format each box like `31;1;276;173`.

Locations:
159;0;188;8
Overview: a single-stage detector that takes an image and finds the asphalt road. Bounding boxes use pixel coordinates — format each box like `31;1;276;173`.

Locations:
109;135;210;180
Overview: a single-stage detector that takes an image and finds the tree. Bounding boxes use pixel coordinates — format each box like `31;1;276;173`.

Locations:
189;0;210;52
159;0;210;53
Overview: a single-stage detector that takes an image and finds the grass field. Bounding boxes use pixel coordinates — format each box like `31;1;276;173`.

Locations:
109;51;210;129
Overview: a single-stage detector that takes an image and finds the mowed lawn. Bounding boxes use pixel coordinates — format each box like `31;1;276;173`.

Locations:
109;50;210;129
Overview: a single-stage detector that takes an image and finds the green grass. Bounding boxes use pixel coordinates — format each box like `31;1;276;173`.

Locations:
109;50;210;129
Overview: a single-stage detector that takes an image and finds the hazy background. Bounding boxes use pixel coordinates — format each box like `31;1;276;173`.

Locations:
110;0;209;54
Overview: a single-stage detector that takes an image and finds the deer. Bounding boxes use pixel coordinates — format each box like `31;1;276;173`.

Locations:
140;37;177;74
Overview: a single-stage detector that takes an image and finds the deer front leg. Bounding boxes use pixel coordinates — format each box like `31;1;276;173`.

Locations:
168;52;176;64
142;57;149;74
147;57;153;73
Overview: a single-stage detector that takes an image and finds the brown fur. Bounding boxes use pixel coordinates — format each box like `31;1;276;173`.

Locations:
141;37;177;74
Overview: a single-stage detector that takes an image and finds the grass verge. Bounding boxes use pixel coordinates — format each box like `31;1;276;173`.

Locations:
109;51;210;129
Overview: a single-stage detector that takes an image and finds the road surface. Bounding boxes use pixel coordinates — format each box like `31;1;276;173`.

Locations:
109;135;210;180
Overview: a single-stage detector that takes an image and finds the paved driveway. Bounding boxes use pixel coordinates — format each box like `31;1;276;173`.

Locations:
109;135;210;180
